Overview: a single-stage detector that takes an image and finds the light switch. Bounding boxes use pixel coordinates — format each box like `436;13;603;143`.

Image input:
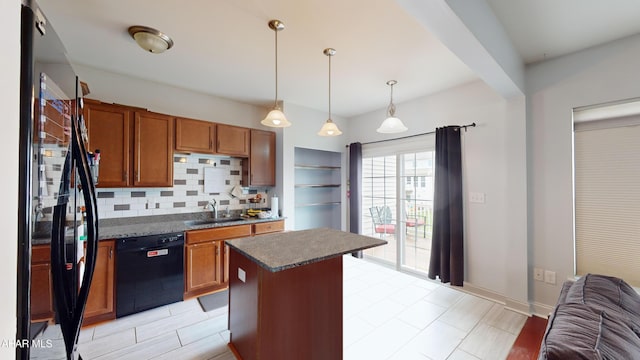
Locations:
544;270;556;285
238;268;246;283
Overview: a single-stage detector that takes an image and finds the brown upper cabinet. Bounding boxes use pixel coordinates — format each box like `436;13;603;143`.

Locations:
84;100;174;187
175;117;216;154
134;111;174;187
216;124;249;156
84;100;132;187
248;129;276;186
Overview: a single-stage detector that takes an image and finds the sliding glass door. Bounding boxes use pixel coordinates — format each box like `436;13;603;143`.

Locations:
362;151;435;274
362;155;397;264
400;152;435;273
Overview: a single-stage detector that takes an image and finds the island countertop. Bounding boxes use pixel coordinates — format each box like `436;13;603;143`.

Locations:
225;227;387;272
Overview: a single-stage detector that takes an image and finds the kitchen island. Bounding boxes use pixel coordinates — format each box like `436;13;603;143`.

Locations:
225;228;386;360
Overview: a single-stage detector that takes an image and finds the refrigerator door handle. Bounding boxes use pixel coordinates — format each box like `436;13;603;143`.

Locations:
51;112;99;360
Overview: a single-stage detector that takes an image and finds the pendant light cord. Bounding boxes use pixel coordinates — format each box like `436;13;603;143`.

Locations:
328;53;332;121
387;81;396;117
274;29;279;109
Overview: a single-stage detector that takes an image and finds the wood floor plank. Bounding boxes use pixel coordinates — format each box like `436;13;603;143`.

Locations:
506;315;548;360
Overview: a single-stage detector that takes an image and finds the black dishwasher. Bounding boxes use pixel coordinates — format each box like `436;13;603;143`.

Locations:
116;232;184;318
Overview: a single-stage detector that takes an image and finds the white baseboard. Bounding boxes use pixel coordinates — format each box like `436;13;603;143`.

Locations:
531;302;554;318
504;298;532;316
461;281;536;316
461;281;506;304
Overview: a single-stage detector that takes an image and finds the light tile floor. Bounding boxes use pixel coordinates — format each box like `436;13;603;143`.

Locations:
33;255;526;360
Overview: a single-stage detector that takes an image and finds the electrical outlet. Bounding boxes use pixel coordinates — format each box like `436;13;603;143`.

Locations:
544;270;556;285
238;268;246;283
469;192;486;203
534;267;544;281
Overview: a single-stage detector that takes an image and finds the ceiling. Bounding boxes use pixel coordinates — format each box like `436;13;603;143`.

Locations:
38;0;640;118
486;0;640;64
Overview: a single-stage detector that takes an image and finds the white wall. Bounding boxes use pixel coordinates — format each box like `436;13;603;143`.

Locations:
527;33;640;308
2;0;20;356
279;102;348;231
348;80;529;310
75;64;266;128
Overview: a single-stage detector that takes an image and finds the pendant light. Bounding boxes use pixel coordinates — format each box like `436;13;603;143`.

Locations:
261;20;291;128
377;80;408;133
318;48;342;136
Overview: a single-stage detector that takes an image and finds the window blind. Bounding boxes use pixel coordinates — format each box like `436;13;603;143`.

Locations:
574;118;640;286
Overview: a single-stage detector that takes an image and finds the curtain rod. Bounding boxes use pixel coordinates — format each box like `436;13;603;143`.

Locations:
346;122;476;147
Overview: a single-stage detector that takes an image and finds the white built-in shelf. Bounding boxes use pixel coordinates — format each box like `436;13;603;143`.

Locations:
295;164;341;170
294;147;342;231
295;202;341;208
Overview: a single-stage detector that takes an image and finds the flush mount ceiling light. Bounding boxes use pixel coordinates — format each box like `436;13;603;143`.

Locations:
261;20;291;128
128;25;174;54
318;48;342;136
377;80;408;133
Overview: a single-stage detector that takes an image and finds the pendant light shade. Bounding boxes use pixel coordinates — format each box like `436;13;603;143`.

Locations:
128;26;174;54
377;80;408;133
262;108;289;127
261;20;291;128
318;48;342;136
318;120;342;136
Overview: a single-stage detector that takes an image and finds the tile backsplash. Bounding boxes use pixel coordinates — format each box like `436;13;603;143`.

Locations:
96;154;271;219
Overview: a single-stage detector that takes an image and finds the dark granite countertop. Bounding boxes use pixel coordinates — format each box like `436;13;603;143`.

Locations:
32;213;286;245
225;228;387;272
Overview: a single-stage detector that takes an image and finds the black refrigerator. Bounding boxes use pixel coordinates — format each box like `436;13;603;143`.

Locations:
18;1;99;359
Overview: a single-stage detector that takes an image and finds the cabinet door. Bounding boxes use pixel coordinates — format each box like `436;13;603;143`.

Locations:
216;124;249;156
83;240;115;325
223;244;230;284
134;111;174;187
185;241;223;297
31;245;53;322
175;117;215;153
249;130;276;186
84;100;131;187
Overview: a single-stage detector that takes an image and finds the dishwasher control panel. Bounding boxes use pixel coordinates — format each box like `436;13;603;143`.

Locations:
117;232;185;251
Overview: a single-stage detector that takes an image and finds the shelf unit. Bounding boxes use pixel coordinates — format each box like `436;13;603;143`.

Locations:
294;148;342;230
295;202;341;207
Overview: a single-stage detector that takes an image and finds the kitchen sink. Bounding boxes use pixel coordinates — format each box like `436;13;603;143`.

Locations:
184;217;245;226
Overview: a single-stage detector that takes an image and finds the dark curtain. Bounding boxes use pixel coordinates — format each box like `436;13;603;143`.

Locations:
428;127;464;286
349;142;363;258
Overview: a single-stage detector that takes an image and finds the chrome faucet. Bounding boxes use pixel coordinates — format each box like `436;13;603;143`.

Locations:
206;199;218;219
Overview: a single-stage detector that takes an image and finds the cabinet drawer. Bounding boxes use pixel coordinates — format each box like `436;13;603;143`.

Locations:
186;225;252;245
32;245;50;263
253;220;284;235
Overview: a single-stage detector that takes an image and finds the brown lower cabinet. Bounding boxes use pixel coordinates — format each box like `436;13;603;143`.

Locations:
31;245;54;323
184;220;285;299
184;224;252;299
83;240;116;326
185;241;224;297
30;241;116;327
253;220;284;235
